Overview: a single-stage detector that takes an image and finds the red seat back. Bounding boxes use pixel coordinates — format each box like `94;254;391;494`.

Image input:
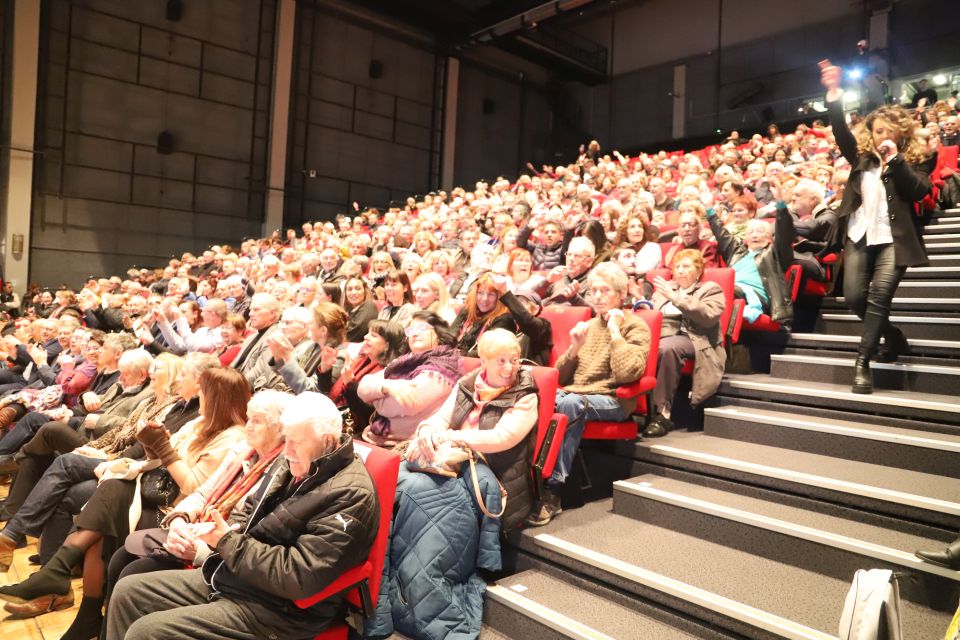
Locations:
350;442;399;608
699;268;735;346
294;441;400;628
540;305;592;366
632;309;662;389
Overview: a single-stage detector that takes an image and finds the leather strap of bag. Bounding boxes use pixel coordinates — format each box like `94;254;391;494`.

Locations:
468;450;507;519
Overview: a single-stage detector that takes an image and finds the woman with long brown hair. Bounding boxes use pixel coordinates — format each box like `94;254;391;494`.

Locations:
0;368;248;639
450;274;519;358
820;59;932;394
614;210;662;276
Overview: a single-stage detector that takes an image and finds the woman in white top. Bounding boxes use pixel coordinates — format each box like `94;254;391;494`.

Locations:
820;60;932;394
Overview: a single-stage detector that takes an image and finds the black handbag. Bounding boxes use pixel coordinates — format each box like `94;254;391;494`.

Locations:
139;467;180;510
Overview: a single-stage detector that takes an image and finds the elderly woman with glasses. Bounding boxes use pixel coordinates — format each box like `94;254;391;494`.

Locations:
528;263;650;527
358;311;461;448
368;330;538;639
647;249;726;438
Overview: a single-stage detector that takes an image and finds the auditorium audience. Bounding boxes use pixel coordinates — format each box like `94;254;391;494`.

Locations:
1;62;952;633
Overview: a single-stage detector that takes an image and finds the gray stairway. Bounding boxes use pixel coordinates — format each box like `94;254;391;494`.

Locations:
484;214;960;639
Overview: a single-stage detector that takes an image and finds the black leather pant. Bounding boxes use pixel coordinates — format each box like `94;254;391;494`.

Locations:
843;239;905;360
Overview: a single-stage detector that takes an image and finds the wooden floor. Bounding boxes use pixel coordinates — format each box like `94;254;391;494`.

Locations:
0;478;83;640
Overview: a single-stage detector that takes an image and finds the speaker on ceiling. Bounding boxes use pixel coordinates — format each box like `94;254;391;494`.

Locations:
166;0;183;22
482;98;495;115
369;60;383;79
157;130;174;155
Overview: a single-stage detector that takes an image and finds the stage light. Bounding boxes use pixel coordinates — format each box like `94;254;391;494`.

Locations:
847;68;863;81
933;74;948;86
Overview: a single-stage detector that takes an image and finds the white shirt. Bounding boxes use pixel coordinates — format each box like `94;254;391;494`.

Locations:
847;163;893;246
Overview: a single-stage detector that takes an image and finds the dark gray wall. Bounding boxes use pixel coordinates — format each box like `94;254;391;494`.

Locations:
284;4;442;226
31;0;274;287
454;58;581;186
566;0;960;150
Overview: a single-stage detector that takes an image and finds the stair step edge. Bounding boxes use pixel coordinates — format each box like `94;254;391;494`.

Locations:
486;584;617;640
534;533;837;640
614;480;960;583
704;406;960;452
646;443;960;516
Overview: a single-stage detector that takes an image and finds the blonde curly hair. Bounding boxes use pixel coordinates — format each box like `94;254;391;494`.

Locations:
854;105;926;165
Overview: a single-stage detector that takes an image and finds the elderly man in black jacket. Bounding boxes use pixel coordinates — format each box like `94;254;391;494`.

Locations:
105;392;379;640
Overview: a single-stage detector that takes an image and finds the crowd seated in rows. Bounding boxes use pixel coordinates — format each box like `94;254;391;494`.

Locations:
0;65;955;639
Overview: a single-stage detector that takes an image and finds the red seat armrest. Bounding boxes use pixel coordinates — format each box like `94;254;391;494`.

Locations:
615;376;655;399
729;299;745;344
295;562;372;609
541;414;567;479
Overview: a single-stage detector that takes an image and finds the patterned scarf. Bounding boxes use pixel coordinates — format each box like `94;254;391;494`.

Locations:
329;356;382;406
462;371;510;431
200;444;284;523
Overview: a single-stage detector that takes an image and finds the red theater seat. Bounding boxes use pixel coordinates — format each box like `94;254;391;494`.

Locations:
295;441;400;640
540;305;592;366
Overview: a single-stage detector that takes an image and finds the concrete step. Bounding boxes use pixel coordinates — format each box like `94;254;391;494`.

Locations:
929;216;960;225
816;313;960;340
904;253;960;280
922;232;960;243
703;404;960;476
785;332;960;358
518;500;951;639
632;431;960;528
923;242;960;256
719;373;960;425
923;222;960;234
883;281;960;298
613;474;960;603
768;351;960;395
904;264;960;278
716;388;960;438
820;295;960;310
487;565;730;640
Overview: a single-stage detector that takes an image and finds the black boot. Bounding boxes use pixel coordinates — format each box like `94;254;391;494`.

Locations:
852;357;873;394
0;544;82;602
59;595;104;640
916;538;960;570
876;326;911;363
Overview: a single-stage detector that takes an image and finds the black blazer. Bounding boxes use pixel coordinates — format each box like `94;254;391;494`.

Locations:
826;98;932;268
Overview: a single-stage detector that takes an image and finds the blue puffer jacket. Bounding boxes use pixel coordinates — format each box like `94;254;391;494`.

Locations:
365;460;503;640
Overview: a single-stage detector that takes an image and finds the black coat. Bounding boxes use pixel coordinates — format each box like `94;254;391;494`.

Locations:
203;435;378;639
709;204;795;324
451;308;519;358
826;98;932;267
500;291;552;366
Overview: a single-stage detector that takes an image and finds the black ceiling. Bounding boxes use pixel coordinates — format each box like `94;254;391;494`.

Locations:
348;0;632;82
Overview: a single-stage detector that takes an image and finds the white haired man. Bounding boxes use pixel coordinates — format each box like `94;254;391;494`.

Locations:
104;392;378;640
790;178;838;282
